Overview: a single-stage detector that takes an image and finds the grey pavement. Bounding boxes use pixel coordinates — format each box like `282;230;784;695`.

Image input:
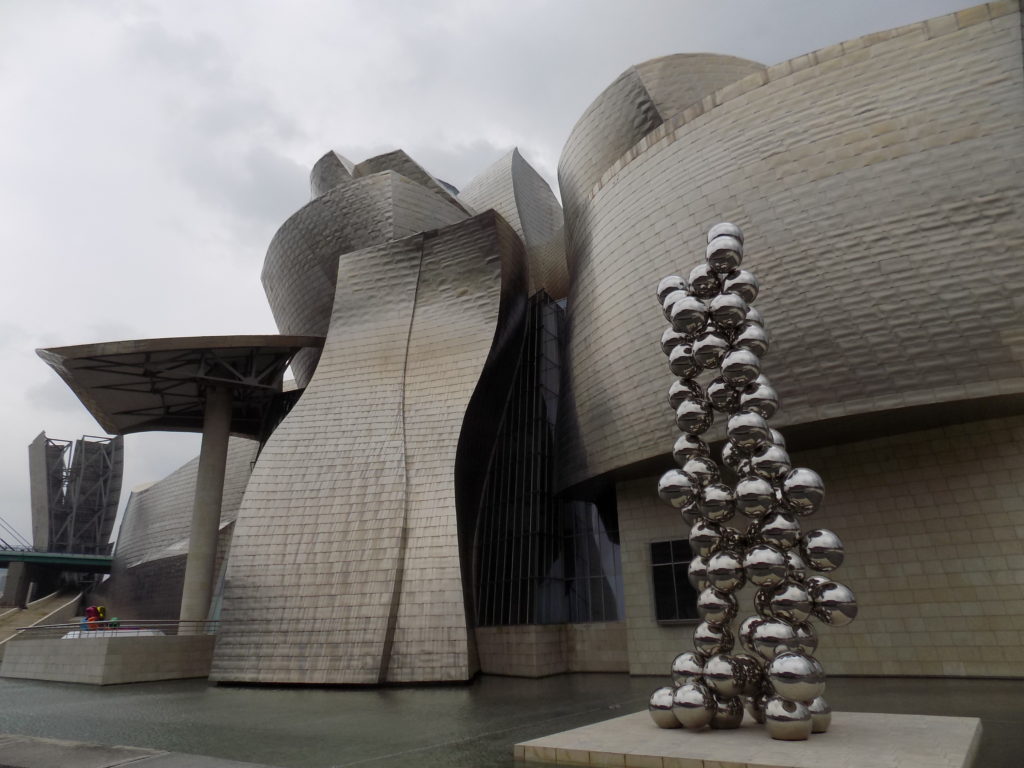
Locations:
0;733;272;768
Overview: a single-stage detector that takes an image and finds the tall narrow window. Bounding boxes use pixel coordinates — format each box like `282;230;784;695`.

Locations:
650;539;700;622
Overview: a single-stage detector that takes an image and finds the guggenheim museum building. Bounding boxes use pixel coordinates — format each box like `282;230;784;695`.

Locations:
35;2;1024;684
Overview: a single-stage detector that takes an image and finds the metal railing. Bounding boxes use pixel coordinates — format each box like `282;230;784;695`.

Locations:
11;619;219;640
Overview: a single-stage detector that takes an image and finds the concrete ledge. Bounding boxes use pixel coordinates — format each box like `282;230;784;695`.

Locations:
0;634;215;685
515;710;981;768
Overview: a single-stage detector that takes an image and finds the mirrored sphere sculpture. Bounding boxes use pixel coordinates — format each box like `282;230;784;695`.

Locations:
652;223;857;743
649;686;682;728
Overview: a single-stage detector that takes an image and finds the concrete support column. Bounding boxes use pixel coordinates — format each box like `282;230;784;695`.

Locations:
1;561;31;608
179;386;232;628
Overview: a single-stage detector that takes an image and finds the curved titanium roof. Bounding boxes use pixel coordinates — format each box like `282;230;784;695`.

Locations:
37;335;324;438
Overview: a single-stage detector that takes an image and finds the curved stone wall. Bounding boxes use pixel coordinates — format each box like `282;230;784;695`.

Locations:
213;211;527;685
459;149;569;298
261;171;468;386
557;8;1024;490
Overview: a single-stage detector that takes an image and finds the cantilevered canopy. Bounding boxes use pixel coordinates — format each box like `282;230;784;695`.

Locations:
37;335;325;438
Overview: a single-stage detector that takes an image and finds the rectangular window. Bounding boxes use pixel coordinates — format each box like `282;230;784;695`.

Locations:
650;539;700;623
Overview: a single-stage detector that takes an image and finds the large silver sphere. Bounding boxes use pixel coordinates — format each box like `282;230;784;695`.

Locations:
721;441;750;476
689;519;724;558
786;549;809;582
673;434;710;465
656;275;688;304
669;378;703;409
708;294;748;329
733;322;770;358
658;469;698;509
670;295;709;336
661;289;689;321
793;622;818;656
813;581;858;626
703;654;744;697
808;696;832;733
768;652;825;702
801;529;844;572
758;512;801;550
739;380;779;419
720;349;761;387
679;503;700;527
649;686;682;728
722;269;759;304
706;376;741;413
697;588;738;626
668;344;700;379
745;305;766;327
735;475;775;519
693;621;734;656
661;328;688;356
751;618;799;659
727;412;771;454
675;397;714;435
804;575;831;599
751;444;792;482
769;581;813;624
707;222;744;244
782;468;826;515
699;483;735;523
743;544;788;588
688;554;710;591
672;682;716;729
764;697;812;741
738;615;765;655
753;587;774;618
744;694;767;724
706;235;743;274
768;427;786;448
670;650;707;687
733;653;764;696
692;327;731;368
681;456;719;487
709;695;744;729
688;264;721;299
707;550;745;593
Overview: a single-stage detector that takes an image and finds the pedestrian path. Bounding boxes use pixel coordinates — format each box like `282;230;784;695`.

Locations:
0;734;277;768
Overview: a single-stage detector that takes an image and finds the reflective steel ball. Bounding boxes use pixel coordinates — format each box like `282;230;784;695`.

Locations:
703;654;744;697
656;275;688;304
706;235;743;273
768;427;786;448
670;295;709;336
786;549;809;582
680;456;719;488
743;544;788;588
699;483;736;523
804;575;831;599
689;519;724;558
708;293;749;329
670;650;706;687
661;289;689;321
769;581;813;624
688;264;721;299
735;475;776;519
744;694;767;724
808;696;832;733
675;397;714;435
733;653;764;696
794;622;819;657
751;444;792;482
759;512;801;550
707;222;744;244
782;468;826;515
751;618;799;659
709;694;744;729
801;529;844;572
733;322;770;358
707;549;746;593
672;682;716;729
738;615;765;655
669;378;703;409
722;269;759;304
669;344;700;379
739;380;779;419
698;588;738;626
658;469;698;509
661;328;689;356
745;305;766;328
649;686;682;728
727;412;771;454
721;441;749;475
813;581;858;626
720;349;761;387
692;327;731;368
706;376;741;413
764;696;812;741
693;621;734;656
688;554;710;591
768;652;825;702
673;434;710;464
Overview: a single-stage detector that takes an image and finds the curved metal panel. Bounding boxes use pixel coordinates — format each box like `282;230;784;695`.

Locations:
556;17;1024;490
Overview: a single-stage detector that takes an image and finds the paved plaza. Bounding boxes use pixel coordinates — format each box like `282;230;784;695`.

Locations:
0;674;1020;767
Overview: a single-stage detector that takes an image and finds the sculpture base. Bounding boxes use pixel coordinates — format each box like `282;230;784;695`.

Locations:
514;710;981;768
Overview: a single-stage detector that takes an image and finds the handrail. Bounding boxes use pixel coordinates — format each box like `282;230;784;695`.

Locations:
12;619;219;639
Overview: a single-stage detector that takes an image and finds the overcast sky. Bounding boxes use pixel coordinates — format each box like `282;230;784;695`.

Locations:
0;0;971;545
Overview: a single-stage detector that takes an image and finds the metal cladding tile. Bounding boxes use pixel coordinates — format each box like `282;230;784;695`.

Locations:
556;11;1024;490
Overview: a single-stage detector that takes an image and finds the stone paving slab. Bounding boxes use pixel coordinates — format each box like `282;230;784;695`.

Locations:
0;734;277;768
514;710;982;768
